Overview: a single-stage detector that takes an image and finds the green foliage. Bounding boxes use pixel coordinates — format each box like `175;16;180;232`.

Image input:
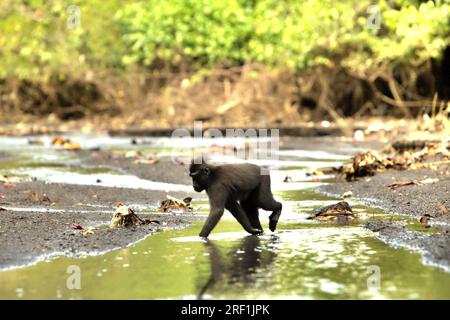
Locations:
0;0;129;80
0;0;449;80
116;0;450;72
115;0;253;66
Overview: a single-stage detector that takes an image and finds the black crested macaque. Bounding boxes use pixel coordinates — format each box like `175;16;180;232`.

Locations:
189;161;282;238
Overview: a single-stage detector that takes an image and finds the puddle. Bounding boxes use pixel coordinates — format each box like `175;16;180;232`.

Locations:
11;168;193;192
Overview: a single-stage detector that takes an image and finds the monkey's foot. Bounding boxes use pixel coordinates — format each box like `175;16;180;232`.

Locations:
249;228;263;235
269;211;281;232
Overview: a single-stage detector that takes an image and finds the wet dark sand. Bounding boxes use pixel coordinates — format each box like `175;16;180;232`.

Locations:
77;149;192;185
0;151;204;270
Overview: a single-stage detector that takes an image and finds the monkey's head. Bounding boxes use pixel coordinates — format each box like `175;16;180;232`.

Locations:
189;162;212;192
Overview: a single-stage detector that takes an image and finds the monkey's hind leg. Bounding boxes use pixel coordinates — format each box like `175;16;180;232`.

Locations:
241;200;263;231
226;200;262;235
259;176;282;232
259;194;282;232
266;200;282;232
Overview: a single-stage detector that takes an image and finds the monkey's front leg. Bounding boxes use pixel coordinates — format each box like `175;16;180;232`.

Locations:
226;201;263;235
199;189;229;238
199;207;224;238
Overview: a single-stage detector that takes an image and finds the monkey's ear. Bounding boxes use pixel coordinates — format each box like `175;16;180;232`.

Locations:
191;156;206;165
203;167;211;176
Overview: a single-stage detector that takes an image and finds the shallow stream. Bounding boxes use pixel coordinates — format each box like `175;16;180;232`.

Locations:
0;135;449;299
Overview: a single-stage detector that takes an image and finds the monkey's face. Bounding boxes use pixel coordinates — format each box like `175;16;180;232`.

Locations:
189;164;211;192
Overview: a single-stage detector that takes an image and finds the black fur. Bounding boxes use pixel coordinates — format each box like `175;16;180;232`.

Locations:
189;161;282;237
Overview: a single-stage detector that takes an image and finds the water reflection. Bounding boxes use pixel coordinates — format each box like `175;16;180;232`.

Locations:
198;236;276;299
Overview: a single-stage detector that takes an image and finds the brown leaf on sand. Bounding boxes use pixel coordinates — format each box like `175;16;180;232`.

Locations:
110;203;147;228
2;179;17;189
41;193;51;202
336;141;449;181
0;207;8;212
307;201;355;221
387;180;421;190
72;223;84;230
387;178;439;190
52;136;67;145
82;227;96;235
144;219;160;225
125;150;142;158
28;191;51;203
71;223;96;235
63;142;81;151
157;195;192;213
115;201;124;207
52;137;81;151
419;214;432;228
134;158;159;165
437;202;449;216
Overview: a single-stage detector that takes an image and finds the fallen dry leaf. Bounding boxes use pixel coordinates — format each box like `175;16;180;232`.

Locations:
409;160;450;170
157;195;192;213
63;142;81;151
418;214;432;228
387;180;421;190
52;136;67;145
313;170;324;176
144;219;160;225
125;150;142;158
3;182;16;189
134;158;159;165
420;178;439;184
52;137;81;151
336;140;450;181
110;203;143;228
437;202;449;216
72;223;84;230
71;223;96;235
82;227;96;235
307;201;355;221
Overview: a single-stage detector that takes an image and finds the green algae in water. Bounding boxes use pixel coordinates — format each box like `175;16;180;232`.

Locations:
275;188;339;202
405;220;441;234
0;219;449;300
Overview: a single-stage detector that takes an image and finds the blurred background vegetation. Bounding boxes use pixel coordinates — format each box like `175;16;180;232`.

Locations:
0;0;449;128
